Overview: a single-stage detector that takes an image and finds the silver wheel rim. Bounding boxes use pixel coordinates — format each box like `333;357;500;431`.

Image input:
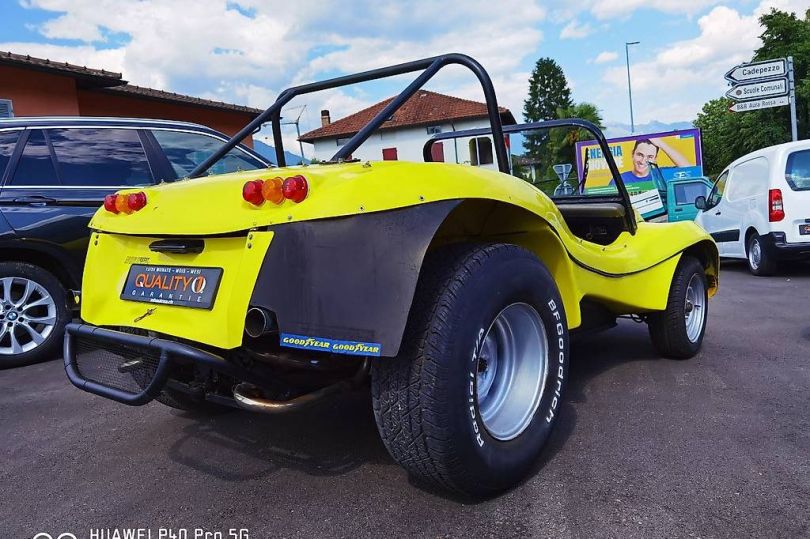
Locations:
476;303;549;441
0;277;57;355
749;239;761;270
684;274;706;343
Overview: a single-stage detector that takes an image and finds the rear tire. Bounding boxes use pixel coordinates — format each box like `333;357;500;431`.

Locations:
647;256;708;359
371;243;569;498
0;262;70;368
747;234;777;276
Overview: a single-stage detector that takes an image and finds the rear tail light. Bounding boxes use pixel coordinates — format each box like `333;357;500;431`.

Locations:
768;189;784;222
127;192;147;212
243;180;265;205
103;192;148;214
103;194;119;214
243;176;309;206
282;175;308;203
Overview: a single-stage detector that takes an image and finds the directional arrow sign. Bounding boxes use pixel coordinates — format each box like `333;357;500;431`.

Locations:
725;78;788;101
553;163;572;181
725;58;786;83
728;96;790;113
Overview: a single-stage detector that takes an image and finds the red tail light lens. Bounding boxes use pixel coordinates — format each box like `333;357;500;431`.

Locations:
127;192;147;212
104;194;119;213
769;189;784;222
282;175;308;203
243;180;265;206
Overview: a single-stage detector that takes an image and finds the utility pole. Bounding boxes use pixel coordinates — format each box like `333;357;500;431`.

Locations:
625;41;640;133
788;56;798;141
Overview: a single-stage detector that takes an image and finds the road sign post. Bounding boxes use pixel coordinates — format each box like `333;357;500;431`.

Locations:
726;57;797;140
788;56;798;142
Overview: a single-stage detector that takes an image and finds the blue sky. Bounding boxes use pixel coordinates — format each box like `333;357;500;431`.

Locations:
1;0;808;154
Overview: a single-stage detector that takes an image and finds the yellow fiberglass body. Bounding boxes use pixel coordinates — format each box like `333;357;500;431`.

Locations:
80;160;718;351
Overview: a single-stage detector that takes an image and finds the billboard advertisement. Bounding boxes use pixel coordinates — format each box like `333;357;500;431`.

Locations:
575;129;704;218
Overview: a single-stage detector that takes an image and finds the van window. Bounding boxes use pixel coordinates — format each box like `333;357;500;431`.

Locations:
0;130;20;180
49;128;154;187
727;157;768;201
785;150;810;191
10;130;57;186
707;171;728;207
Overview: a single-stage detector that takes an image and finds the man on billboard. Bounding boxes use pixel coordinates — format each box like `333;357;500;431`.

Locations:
611;138;691;186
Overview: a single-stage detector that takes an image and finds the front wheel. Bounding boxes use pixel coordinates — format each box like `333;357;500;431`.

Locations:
647;256;708;359
371;243;569;498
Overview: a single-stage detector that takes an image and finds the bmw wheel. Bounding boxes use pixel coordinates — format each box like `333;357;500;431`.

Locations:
0;262;70;368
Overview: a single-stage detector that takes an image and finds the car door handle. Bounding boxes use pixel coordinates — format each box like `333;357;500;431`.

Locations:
714;211;721;215
13;196;57;206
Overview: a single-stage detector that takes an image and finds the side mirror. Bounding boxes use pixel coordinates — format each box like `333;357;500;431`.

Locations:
694;196;707;210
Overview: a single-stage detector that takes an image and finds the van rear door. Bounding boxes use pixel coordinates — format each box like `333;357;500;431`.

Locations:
782;149;810;244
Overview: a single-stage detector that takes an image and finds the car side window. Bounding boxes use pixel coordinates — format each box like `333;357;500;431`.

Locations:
151;130;266;178
707;171;728;207
48;128;154;187
0;130;20;181
9;130;58;186
673;181;708;206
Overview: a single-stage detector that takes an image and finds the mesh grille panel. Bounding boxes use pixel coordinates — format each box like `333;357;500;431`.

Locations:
75;335;161;394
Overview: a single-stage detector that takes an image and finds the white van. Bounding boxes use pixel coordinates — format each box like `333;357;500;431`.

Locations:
695;140;810;275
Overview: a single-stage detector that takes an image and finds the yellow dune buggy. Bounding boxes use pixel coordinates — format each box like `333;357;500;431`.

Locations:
64;54;718;498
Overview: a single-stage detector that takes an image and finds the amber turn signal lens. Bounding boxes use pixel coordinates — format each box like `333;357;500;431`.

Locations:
114;193;131;213
262;177;285;204
243;180;265;205
103;194;119;213
282;175;308;203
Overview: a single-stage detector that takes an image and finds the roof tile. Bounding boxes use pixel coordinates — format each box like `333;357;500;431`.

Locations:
300;90;515;141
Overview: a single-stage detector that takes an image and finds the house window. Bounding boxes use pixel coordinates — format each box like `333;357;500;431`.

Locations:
426;125;442;135
0;99;13;118
430;142;445;163
382;147;398;161
336;137;352;146
469;137;493;166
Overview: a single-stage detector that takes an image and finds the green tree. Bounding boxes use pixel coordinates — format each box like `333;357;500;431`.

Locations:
694;8;810;174
523;58;573;159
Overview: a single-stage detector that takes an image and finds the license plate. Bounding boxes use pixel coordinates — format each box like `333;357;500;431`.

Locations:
121;265;223;309
800;224;810;236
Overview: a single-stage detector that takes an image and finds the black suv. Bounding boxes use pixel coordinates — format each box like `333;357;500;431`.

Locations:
0;117;271;366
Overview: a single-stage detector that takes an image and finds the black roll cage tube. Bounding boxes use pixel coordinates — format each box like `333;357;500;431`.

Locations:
188;53;509;177
423;119;638;234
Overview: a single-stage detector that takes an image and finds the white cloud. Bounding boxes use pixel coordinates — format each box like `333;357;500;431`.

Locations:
599;1;794;123
592;51;619;64
587;0;722;19
5;0;547;139
560;19;593;39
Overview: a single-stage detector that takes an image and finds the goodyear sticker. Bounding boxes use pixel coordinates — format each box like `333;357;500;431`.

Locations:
280;333;382;356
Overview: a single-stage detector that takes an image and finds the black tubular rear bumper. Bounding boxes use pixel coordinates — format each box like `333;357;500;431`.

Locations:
63;323;238;406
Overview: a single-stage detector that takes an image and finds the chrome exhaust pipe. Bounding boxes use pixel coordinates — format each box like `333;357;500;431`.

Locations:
244;307;276;338
232;359;370;414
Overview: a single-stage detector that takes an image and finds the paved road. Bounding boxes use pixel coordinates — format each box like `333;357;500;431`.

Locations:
2;262;809;538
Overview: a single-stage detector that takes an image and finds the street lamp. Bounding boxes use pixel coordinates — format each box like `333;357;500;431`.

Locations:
625;41;640;133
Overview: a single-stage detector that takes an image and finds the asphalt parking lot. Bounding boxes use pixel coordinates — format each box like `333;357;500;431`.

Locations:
2;261;808;539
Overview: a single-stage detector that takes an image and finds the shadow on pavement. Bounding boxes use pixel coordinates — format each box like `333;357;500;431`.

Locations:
167;386;393;481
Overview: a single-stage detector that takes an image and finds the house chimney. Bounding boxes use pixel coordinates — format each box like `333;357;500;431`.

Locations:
320;109;331;127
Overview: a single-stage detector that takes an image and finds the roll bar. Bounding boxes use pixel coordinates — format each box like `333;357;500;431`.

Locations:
423;119;637;234
189;53;509;177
